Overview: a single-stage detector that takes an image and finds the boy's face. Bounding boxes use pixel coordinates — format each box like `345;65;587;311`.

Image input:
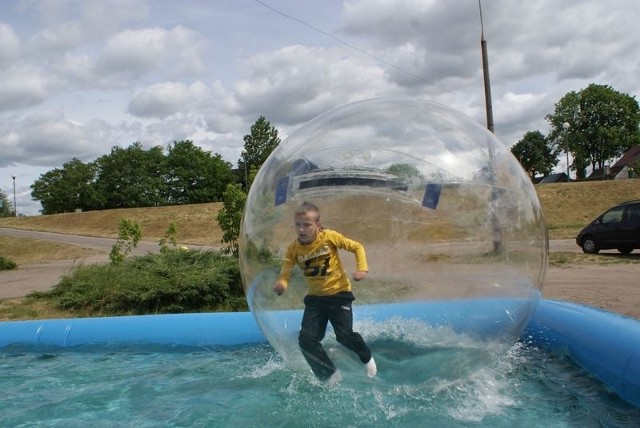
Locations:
294;211;320;245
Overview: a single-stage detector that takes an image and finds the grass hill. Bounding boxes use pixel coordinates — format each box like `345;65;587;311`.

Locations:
0;179;639;245
0;203;223;245
536;180;640;238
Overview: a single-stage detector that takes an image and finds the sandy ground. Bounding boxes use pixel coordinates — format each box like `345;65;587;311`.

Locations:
1;228;639;319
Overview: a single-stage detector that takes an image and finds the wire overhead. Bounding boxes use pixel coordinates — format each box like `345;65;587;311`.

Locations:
254;0;480;106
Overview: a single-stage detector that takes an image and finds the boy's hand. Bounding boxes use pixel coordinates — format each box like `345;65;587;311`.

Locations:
273;280;287;295
352;271;367;281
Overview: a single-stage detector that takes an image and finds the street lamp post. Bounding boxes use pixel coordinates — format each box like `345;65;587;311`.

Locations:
241;150;248;189
11;174;16;217
562;122;570;181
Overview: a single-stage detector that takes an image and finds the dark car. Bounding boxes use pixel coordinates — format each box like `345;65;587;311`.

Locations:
576;200;640;254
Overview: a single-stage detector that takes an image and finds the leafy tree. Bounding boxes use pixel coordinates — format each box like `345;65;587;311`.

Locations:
214;118;281;257
511;131;559;178
0;189;12;217
239;116;281;189
94;143;166;209
165;140;234;204
30;158;101;214
216;183;246;257
546;84;640;177
109;218;142;264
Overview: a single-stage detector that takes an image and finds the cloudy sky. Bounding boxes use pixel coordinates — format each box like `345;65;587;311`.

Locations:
1;0;639;215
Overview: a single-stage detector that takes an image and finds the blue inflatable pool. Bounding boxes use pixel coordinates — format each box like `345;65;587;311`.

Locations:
0;299;638;407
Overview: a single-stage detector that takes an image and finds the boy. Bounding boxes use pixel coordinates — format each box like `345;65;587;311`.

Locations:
273;202;377;382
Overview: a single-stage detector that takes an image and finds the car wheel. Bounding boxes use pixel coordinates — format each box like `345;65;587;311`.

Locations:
581;237;599;254
617;248;633;255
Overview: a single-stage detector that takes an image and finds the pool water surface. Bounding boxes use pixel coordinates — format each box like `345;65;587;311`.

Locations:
1;337;639;427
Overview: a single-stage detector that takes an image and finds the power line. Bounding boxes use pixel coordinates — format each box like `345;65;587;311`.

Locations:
254;0;478;105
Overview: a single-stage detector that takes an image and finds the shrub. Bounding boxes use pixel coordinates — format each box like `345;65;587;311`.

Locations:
31;249;247;316
0;256;17;271
109;218;142;264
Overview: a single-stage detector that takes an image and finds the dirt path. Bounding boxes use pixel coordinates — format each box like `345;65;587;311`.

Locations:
0;228;213;299
543;263;640;319
1;229;638;319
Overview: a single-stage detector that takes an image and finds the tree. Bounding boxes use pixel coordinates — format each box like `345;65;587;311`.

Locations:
386;163;421;178
0;189;12;217
216;117;281;255
32;141;236;212
546;84;640;177
511;131;559;179
216;183;247;257
239;116;281;189
165;140;234;204
94;143;166;209
30;158;100;214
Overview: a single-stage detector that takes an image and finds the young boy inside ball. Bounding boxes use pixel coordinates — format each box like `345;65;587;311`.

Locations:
273;201;377;383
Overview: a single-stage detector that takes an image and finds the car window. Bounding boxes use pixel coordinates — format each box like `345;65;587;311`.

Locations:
602;207;624;223
626;204;640;220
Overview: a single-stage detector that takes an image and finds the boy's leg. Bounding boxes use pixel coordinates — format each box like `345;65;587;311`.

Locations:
299;299;335;380
329;297;372;364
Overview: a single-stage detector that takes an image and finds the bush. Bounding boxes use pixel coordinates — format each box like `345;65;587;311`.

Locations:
30;249;248;316
0;256;17;271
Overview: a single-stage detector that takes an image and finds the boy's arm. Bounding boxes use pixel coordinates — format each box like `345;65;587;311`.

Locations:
331;231;368;273
274;245;295;295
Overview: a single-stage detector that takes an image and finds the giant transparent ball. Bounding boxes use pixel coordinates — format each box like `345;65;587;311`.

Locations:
240;98;546;378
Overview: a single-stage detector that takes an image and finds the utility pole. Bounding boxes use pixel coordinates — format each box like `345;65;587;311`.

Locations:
479;0;494;133
479;0;502;253
12;174;16;217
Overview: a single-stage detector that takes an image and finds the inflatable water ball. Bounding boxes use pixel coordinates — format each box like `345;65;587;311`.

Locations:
239;98;546;378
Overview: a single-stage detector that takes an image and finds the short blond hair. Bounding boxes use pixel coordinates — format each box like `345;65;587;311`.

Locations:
295;201;320;221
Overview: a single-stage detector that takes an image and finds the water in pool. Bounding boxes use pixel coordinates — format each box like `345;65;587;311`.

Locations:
1;328;638;427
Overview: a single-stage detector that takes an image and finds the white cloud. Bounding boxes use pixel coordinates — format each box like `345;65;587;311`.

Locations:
48;53;96;87
0;110;115;167
128;81;211;118
0;64;49;110
24;0;149;54
0;21;20;64
96;26;206;79
1;0;640;215
233;44;396;124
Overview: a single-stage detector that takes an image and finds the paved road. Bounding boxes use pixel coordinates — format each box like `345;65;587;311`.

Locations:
0;228;213;299
0;227;215;255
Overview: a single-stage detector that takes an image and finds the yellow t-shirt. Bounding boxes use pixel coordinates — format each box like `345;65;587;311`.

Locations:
278;229;368;296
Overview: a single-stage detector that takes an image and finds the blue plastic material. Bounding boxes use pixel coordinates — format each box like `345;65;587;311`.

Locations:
0;299;638;407
0;312;264;348
524;299;640;407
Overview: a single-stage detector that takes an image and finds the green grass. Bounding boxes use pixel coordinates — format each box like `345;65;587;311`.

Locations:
549;251;640;267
